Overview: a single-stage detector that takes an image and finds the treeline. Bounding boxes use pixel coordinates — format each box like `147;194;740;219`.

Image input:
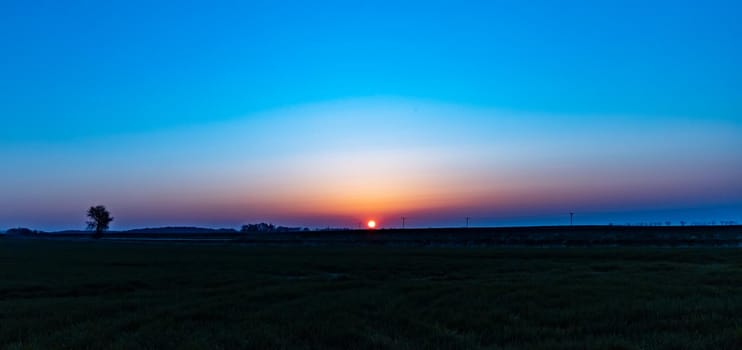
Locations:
241;223;309;233
616;221;738;227
1;225;310;235
4;228;43;235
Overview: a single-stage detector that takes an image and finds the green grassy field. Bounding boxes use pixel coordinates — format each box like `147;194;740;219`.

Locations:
2;239;742;349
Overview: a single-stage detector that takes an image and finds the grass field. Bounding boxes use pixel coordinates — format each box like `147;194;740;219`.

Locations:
2;239;742;349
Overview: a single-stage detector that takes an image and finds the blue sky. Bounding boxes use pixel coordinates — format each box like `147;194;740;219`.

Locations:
1;0;741;230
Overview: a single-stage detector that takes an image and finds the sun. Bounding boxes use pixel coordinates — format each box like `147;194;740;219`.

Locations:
367;220;377;229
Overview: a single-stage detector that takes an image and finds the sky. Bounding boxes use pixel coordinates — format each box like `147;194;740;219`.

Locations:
1;0;741;230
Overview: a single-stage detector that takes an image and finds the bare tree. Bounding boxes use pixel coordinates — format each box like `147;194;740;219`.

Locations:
87;205;113;238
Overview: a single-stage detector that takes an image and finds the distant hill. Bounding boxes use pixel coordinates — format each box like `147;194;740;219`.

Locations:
124;227;237;235
22;227;240;236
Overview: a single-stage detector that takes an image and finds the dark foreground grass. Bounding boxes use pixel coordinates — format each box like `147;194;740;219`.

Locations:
2;240;742;349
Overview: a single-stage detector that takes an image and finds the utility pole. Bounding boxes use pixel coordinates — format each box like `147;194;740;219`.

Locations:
466;217;471;228
570;212;574;226
401;216;407;229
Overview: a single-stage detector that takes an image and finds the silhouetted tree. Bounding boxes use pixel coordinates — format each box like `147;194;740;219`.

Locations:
87;205;113;238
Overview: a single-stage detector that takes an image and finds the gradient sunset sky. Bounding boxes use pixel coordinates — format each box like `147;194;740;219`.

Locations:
1;0;741;230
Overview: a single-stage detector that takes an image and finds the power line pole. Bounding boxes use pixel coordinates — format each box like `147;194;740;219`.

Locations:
570;212;574;226
401;217;407;229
